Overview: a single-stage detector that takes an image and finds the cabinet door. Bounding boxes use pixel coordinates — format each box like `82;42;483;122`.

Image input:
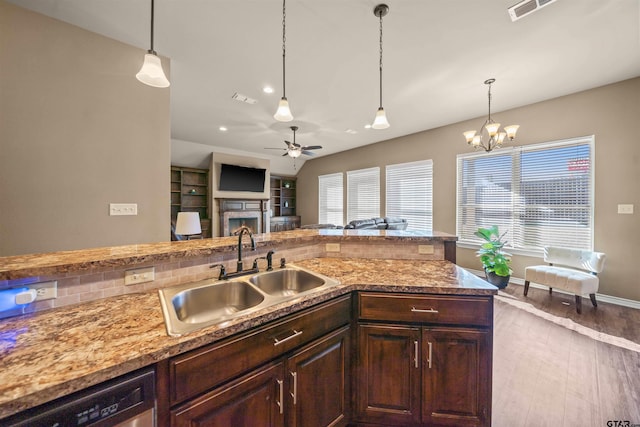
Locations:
356;324;421;426
422;328;491;427
171;361;285;427
286;326;350;427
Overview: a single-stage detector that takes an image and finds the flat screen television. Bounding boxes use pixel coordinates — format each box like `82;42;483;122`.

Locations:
218;163;266;192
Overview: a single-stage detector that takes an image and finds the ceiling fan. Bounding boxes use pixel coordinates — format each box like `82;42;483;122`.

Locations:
265;126;322;158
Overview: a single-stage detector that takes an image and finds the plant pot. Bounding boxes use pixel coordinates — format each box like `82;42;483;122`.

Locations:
484;270;510;289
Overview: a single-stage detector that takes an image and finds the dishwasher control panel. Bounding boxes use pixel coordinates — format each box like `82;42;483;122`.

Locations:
3;367;155;427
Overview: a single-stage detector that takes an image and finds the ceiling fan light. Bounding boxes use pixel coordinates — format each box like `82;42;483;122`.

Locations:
504;124;520;140
372;107;390;129
288;148;302;158
274;97;293;122
136;52;170;88
463;130;477;143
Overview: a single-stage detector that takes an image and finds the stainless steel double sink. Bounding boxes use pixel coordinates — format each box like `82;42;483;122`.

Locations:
158;265;340;336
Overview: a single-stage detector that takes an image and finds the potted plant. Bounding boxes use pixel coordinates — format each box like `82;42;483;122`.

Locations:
474;225;512;289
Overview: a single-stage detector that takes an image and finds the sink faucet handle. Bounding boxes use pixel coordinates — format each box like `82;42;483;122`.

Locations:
266;250;275;271
210;263;227;280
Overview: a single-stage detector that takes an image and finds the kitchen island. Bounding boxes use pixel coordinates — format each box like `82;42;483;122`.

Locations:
0;230;495;425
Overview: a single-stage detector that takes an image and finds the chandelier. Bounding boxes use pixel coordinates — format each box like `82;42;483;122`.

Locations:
463;78;518;152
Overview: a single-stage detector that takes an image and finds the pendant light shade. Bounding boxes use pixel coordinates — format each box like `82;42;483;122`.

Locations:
274;97;293;122
136;0;169;88
372;107;390;130
137;53;170;88
274;0;293;122
371;4;390;130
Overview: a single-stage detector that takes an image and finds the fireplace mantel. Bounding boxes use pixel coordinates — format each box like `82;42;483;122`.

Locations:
217;198;269;236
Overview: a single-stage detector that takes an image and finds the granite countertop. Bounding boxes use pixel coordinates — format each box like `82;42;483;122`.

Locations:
0;257;493;419
0;229;457;280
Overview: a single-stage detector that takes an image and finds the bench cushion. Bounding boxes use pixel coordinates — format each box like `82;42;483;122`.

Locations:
525;265;599;295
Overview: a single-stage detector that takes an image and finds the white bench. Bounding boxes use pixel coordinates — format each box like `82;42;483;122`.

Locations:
524;246;606;314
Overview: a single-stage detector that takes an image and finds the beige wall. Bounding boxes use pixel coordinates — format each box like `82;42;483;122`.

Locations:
0;1;171;256
297;77;640;302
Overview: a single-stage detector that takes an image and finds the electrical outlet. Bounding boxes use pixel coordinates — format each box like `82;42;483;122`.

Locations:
28;281;57;301
124;267;155;285
325;243;341;252
617;204;634;214
418;245;434;254
109;203;138;216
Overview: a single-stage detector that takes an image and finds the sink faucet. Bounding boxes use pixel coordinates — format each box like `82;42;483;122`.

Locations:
235;226;256;272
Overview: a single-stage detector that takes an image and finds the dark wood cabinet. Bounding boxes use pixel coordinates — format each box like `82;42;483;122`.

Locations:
356;324;421;426
172;361;285;427
422;328;491;426
286;326;350;427
162;295;351;427
270;175;300;232
354;292;493;427
171;166;211;238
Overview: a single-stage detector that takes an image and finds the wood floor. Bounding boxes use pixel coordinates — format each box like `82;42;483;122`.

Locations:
493;284;640;426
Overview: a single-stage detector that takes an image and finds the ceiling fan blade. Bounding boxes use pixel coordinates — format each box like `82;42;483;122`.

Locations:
284;140;291;146
302;145;322;150
301;150;316;156
282;152;289;157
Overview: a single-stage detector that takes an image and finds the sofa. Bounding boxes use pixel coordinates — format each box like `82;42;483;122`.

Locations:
300;217;408;230
344;217;408;230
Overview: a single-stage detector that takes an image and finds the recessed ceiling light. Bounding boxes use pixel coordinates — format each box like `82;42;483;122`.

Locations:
219;126;228;132
345;129;358;134
364;124;372;129
263;86;274;94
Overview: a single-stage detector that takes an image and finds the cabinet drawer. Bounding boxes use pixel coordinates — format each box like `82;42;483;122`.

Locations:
169;294;351;404
358;292;492;327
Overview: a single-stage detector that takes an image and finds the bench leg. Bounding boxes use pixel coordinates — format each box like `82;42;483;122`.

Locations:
575;295;582;314
524;280;530;296
589;293;598;308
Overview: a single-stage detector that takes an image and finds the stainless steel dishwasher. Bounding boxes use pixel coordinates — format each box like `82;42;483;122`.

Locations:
3;367;155;426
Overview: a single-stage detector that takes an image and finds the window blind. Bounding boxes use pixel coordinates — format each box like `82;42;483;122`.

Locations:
457;136;594;252
347;167;380;221
318;173;344;225
386;160;433;231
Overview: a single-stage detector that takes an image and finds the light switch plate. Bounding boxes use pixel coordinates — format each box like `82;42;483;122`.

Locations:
617;204;634;214
109;203;138;216
28;281;57;301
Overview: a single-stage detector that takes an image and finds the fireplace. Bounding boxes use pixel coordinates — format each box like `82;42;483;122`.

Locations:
218;199;269;236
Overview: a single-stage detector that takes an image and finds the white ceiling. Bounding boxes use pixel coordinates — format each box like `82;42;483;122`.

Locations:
9;0;640;174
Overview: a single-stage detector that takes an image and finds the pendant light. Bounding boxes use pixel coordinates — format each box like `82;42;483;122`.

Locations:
274;0;294;122
136;0;170;88
371;4;390;130
463;78;519;152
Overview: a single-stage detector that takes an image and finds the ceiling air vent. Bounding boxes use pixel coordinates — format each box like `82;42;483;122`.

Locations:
231;92;258;105
508;0;558;22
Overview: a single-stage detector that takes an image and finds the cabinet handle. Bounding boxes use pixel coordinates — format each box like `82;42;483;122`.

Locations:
414;340;419;368
290;371;297;405
273;329;303;346
427;342;433;369
411;307;439;314
277;379;284;414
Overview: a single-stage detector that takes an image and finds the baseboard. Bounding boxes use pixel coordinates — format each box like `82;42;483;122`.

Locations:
464;268;640;310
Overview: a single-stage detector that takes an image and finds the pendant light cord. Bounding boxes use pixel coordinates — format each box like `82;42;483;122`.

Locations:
149;0;155;54
487;82;492;122
378;11;384;109
281;0;287;98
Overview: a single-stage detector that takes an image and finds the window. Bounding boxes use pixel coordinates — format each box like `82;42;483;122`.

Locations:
347;167;380;221
457;136;594;253
318;173;344;225
386;160;433;231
